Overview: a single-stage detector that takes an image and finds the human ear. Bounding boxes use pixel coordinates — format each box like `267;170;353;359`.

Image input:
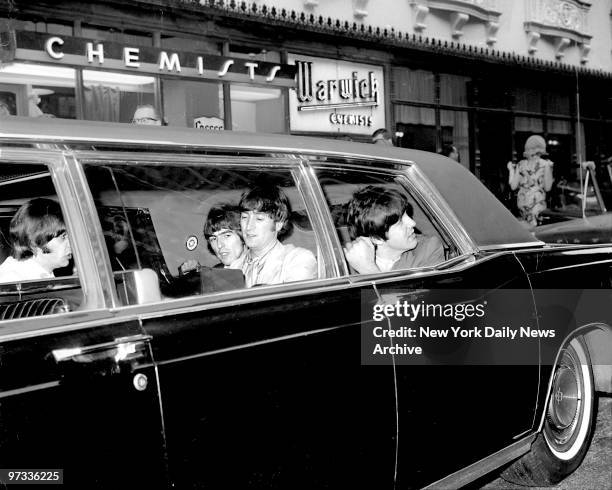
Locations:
275;221;284;233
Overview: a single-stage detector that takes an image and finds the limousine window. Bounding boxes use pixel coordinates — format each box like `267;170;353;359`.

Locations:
314;167;456;274
83;163;322;304
0;162;82;319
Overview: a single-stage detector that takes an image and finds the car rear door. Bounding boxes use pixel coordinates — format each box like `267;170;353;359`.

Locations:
76;154;398;489
0;148;168;489
307;161;540;488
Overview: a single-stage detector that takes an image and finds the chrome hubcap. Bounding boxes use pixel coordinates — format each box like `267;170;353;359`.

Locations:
546;347;583;447
549;365;579;430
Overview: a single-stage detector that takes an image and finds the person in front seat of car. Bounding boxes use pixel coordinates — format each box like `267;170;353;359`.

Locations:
343;186;444;274
239;184;317;287
0;198;72;283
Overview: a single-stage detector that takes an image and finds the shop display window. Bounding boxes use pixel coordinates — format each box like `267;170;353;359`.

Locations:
0;63;76;118
440;74;470;107
394;105;436;151
440;110;469;168
230;85;286;133
162;36;221;55
83;70;155;123
391;67;435;104
161;79;223;129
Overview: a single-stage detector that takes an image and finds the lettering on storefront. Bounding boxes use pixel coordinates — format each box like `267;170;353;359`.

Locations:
2;31;296;87
194;116;224;131
288;54;385;134
45;37;281;80
296;61;379;109
329;113;372;127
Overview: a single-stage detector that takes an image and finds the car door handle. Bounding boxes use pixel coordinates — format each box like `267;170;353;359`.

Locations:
51;334;152;364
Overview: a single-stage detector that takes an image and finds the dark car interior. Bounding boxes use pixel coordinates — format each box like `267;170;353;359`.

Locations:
0;165;82;318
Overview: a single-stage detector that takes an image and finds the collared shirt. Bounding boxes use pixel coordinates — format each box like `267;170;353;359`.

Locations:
226;251;247;270
0;256;54;283
242;240;317;287
391;235;445;271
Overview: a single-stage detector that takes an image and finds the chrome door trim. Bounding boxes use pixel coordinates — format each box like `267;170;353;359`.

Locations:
422;433;536;489
0;381;62;400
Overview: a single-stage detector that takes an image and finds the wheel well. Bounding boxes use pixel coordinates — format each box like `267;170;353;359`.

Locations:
582;324;612;394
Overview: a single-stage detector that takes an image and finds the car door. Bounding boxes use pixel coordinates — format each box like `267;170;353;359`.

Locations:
78;155;398;489
0;149;168;489
309;162;540;488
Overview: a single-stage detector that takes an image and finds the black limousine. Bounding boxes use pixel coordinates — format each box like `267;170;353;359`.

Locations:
0;117;610;489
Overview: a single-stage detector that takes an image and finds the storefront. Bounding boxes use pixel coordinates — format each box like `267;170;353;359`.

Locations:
0;29;294;133
1;0;611;211
388;56;612;210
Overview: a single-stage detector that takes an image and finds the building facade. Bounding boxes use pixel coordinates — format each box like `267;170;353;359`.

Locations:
1;0;611;210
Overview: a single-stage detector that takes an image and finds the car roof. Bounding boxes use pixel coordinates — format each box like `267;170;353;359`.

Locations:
0;117;539;249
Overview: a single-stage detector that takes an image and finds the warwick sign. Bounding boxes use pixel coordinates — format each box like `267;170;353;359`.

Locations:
288;54;385;135
295;60;379;110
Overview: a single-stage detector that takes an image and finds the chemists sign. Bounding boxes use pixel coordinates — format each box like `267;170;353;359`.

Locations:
288;54;385;134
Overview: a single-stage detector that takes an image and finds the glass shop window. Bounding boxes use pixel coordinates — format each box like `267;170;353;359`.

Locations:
390;67;435;103
227;46;282;64
440;109;469;169
83;163;321;305
81;25;153;47
440;73;470;107
0;63;76;118
83;70;156;123
161;79;224;128
0;162;84;320
394;105;436;152
230;84;286;133
162;36;221;54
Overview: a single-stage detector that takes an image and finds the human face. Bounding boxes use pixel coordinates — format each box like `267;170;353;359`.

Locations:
384;213;418;252
36;231;72;272
240;210;282;255
132;107;161;125
208;228;244;266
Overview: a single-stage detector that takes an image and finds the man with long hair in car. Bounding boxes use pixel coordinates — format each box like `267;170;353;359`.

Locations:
179;203;247;274
0;198;72;282
343;186;444;274
239;184;317;287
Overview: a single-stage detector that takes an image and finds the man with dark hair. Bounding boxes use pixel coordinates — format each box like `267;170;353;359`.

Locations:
0;198;72;282
371;128;394;146
239;184;317;287
180;203;246;274
344;186;444;274
204;204;246;269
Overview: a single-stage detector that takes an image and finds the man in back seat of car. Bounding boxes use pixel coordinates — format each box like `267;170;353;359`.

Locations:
239;184;317;287
179;203;247;274
343;186;444;274
0;198;72;283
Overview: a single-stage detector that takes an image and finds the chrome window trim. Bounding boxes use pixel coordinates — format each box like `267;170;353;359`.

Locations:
0;148;106;312
480;241;544;251
133;277;363;322
307;158;477;277
0;308;116;342
402;164;477;256
293;161;340;279
74;152;328;307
